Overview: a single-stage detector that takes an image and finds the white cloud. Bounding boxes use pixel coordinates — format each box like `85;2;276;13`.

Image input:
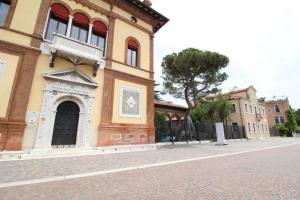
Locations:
152;0;300;108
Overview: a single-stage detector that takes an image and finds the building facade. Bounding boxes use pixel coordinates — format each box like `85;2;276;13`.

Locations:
264;97;290;136
218;86;270;139
0;0;168;151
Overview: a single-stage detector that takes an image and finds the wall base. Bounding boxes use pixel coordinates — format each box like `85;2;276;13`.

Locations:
98;125;155;146
0;121;26;151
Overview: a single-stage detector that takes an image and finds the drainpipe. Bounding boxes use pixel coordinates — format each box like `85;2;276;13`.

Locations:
238;98;246;138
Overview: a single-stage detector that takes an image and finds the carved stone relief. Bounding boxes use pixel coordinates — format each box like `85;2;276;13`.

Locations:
35;69;97;149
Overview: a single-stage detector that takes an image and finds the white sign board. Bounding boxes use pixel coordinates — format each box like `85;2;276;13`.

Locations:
27;111;40;126
215;122;227;145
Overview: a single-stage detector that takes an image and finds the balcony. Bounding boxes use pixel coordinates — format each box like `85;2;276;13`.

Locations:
49;33;106;76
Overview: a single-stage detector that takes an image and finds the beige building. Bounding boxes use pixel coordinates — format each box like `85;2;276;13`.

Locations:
0;0;168;151
264;97;290;136
219;86;270;139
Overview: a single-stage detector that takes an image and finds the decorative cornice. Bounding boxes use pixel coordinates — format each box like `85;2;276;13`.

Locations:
101;0;169;32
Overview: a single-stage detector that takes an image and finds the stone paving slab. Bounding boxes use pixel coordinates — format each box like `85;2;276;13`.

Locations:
0;138;299;184
1;140;300;200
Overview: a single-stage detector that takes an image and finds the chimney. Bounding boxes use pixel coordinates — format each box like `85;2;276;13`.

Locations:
143;0;152;7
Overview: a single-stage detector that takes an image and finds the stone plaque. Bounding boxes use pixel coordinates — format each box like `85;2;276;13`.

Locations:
121;88;140;117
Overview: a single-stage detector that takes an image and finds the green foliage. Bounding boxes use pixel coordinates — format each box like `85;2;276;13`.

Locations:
286;109;298;132
296;108;300;126
191;103;209;123
191;95;231;123
275;124;289;136
161;48;229;112
215;94;232;123
154;83;163;102
154;112;169;142
258;97;266;102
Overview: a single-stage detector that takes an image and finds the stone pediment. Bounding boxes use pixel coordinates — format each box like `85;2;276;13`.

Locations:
43;69;98;87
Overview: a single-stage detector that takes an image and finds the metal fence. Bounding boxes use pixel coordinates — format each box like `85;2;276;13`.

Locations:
156;121;246;142
270;127;280;136
194;123;246;141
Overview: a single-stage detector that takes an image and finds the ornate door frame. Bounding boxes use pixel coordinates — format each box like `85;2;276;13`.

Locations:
34;69;97;149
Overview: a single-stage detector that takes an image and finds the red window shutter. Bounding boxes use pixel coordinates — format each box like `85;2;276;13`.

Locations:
2;0;12;4
73;13;90;27
93;21;107;36
51;3;70;21
128;40;138;49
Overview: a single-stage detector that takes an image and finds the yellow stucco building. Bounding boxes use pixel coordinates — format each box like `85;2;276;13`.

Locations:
0;0;168;151
220;86;270;139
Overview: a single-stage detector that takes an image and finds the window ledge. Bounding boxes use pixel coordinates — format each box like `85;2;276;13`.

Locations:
110;58;154;74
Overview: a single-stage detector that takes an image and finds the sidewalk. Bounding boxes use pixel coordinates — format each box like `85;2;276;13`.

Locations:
1;137;299;185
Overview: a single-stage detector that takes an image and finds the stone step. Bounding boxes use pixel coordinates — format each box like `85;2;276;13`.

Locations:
0;144;157;161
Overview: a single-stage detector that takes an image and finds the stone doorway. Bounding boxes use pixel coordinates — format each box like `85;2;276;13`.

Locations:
51;101;80;148
34;69;97;150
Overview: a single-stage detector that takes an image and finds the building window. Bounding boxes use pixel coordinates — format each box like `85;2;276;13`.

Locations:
127;39;139;67
275;105;280;113
258;124;260;133
253;123;256;132
0;0;11;26
248;123;251;132
250;105;252;113
70;13;90;43
245;104;248;112
44;3;69;41
232;123;239;132
280;116;285;124
91;20;107;56
275;116;280;125
268;108;271;113
231;104;236;113
261;124;264;132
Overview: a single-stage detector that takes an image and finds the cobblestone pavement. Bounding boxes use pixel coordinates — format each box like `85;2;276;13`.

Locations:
1;138;300;199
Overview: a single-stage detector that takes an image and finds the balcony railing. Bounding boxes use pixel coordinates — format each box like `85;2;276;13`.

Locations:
49;33;106;76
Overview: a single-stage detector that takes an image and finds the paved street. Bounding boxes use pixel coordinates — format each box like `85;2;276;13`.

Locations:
1;138;300;200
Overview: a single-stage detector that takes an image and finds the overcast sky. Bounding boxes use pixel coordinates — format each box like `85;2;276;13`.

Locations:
151;0;300;109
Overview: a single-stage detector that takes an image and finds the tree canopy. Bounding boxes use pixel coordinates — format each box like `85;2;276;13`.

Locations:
286;109;298;132
191;94;232;124
161;48;229;114
154;83;163;102
296;108;300;126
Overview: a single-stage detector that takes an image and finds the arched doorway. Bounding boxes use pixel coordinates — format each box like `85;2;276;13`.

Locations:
51;101;80;147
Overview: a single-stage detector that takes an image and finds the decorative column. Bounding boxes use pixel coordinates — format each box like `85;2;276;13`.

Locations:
149;34;154;79
87;23;93;44
66;15;73;37
106;14;116;67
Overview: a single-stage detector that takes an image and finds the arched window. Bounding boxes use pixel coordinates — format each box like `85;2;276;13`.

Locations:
45;3;70;41
127;39;139;67
91;20;107;55
280;116;285;124
275;116;280;124
0;0;11;26
70;12;90;42
275;105;280;113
